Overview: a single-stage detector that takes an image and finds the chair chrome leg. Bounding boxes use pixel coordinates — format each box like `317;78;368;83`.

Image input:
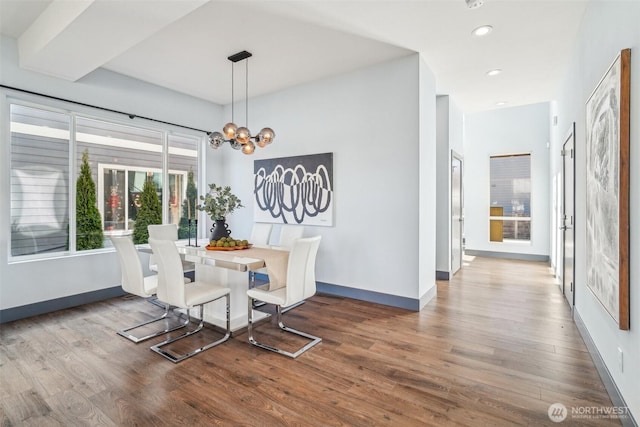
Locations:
252;299;304;313
282;300;305;313
150;294;231;363
247;298;321;358
146;295;165;309
117;303;190;343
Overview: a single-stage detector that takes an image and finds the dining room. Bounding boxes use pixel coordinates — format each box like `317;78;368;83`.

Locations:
1;1;639;425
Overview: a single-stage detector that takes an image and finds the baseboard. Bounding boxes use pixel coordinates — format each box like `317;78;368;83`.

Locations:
419;284;437;310
436;270;450;280
255;272;424;311
574;309;637;427
317;281;422;311
0;286;126;324
464;249;549;262
3;273;429;324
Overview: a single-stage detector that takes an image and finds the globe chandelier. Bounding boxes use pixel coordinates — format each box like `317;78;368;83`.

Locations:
208;50;275;155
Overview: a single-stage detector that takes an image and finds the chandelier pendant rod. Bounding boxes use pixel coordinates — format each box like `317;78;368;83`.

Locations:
245;58;249;129
231;60;234;124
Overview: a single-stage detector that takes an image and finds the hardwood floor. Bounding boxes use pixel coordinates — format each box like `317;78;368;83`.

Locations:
0;256;621;426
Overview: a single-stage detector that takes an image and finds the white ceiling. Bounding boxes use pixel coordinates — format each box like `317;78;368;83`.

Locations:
0;0;587;112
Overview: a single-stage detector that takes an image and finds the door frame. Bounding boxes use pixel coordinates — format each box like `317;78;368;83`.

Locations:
451;151;464;276
562;122;576;307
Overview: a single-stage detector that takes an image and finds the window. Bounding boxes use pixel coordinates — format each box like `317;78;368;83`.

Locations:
489;153;531;242
97;164;188;234
8;100;201;259
10;105;70;256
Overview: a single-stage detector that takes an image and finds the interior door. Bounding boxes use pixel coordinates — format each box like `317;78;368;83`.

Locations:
451;153;463;275
562;123;575;307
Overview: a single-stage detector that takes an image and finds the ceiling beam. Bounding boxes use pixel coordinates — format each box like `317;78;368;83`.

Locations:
17;0;208;81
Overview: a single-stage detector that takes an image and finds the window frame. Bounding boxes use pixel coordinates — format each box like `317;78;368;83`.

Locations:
4;92;204;263
97;163;188;236
488;152;533;244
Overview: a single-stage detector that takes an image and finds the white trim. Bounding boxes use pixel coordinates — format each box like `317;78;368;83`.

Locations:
10;122;197;157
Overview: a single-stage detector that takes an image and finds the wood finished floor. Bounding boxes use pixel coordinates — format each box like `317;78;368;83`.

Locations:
0;256;620;426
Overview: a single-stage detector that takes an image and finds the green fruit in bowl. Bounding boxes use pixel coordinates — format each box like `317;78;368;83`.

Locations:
241;239;249;246
216;241;224;247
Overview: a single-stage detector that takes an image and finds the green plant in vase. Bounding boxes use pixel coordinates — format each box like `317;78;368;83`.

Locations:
197;184;243;241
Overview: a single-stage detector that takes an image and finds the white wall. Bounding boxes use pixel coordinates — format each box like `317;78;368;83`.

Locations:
464;102;551;258
550;1;640;418
418;55;438;304
215;54;437;305
0;35;223;310
435;95;464;275
2;37;436;312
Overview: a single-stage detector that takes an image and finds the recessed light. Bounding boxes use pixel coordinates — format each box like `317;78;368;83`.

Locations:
496;101;508;106
472;25;493;37
465;0;484;9
486;69;502;76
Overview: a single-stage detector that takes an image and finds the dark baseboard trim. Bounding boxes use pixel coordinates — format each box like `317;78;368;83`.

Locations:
0;286;126;324
316;281;420;311
574;309;637;427
465;249;549;262
436;270;450;280
3;275;428;324
255;273;425;311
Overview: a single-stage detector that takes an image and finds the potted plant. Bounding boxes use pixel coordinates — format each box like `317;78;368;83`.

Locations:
197;183;244;240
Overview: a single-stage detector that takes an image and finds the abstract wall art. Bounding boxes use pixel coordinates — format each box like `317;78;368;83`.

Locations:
585;48;631;330
254;152;333;226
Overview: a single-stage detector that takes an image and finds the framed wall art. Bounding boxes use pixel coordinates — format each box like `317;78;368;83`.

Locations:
253;152;333;226
585;48;630;330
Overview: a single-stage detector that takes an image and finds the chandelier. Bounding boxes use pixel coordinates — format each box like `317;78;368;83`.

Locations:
208;50;275;155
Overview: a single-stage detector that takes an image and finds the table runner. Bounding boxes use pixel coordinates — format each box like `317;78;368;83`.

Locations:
240;247;289;290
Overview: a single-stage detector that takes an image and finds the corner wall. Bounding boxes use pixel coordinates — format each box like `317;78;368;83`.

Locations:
218;54;437;308
550;1;640;419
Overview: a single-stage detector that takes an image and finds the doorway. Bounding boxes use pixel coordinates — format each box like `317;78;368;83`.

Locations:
562;123;576;307
451;152;463;276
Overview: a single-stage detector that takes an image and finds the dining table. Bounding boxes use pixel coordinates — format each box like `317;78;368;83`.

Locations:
140;239;290;334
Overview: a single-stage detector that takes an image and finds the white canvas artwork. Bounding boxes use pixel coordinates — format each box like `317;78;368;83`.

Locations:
253;153;333;226
585;54;622;323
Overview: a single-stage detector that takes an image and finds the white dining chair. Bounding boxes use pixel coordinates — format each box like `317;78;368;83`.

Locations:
251;224;303;282
247;235;322;358
110;235;189;343
149;238;231;363
251;224;305;311
147;224;196;272
277;224;305;249
250;222;273;247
